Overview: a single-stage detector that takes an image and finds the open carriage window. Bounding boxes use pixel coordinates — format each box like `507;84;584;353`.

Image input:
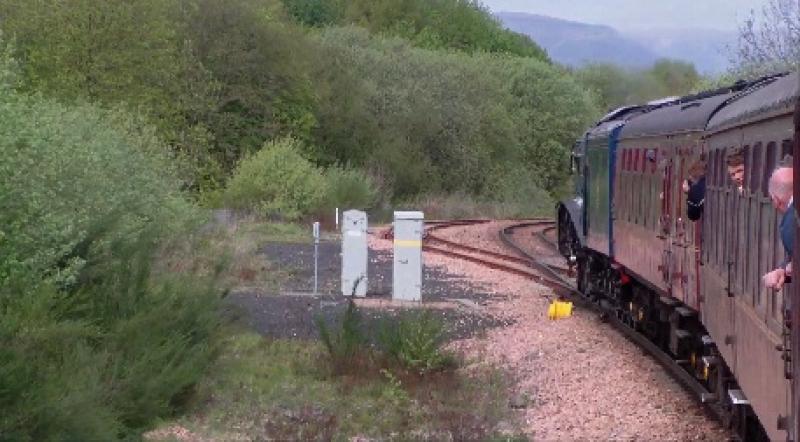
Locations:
781;139;793;162
739;145;749;189
722;146;747;189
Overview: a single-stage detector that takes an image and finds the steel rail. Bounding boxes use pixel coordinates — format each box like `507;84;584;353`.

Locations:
417;219;731;433
426;220;569;276
499;221;731;431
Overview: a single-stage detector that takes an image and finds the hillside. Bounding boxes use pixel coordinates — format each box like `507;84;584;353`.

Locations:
495;12;734;73
495;12;658;68
623;28;735;74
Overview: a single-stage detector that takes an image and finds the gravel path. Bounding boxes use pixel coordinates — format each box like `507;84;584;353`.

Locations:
377;221;729;440
226;235;508;341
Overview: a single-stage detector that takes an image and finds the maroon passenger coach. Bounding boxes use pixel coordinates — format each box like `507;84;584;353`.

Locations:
558;72;800;440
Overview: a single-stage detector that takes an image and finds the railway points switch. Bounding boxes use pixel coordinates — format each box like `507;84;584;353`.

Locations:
341;210;368;297
393;211;423;301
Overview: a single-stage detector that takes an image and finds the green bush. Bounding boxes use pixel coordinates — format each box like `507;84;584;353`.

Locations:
379;310;455;374
0;59;220;439
310;27;597;201
323;166;378;212
222;137;326;220
0;85;188;288
483;165;557;217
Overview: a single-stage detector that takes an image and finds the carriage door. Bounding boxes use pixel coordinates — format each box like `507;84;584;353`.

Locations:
671;145;691;305
658;146;675;292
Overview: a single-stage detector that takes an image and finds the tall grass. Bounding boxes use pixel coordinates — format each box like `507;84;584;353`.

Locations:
316;300;368;374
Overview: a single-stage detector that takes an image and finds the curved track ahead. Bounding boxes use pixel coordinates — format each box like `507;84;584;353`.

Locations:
423;219;572;300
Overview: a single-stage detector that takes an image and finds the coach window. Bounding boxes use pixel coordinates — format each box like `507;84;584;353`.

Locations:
764;142;777;196
782;139;793;161
761;142;777;198
750;143;762;194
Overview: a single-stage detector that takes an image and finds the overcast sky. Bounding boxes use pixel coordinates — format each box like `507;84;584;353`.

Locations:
482;0;770;31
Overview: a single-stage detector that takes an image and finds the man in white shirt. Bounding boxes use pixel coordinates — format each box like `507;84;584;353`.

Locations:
763;166;795;289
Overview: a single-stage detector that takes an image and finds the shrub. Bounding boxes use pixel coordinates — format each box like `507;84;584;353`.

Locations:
323;166;378;212
222;137;326;220
0;83;188;288
0;70;220;439
378;310;455;374
316;299;369;374
483;165;557;217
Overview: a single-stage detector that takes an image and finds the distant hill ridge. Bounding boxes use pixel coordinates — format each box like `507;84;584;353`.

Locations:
494;11;733;73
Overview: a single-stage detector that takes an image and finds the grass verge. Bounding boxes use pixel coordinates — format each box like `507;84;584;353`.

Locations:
147;329;518;441
159;212;315;294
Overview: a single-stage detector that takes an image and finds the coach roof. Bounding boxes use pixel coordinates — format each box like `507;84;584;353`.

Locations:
619;91;734;139
706;72;799;133
586;106;648;140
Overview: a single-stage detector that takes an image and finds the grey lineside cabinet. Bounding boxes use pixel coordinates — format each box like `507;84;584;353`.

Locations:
392;211;423;301
341;210;368;297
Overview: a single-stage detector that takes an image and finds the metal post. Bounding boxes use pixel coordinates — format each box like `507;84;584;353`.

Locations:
335;207;339;229
313;221;320;294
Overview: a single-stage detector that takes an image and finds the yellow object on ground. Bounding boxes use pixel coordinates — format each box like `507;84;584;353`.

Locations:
547;299;573;320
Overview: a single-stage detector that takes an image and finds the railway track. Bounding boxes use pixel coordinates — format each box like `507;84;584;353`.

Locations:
421;219;731;432
423;220;573;299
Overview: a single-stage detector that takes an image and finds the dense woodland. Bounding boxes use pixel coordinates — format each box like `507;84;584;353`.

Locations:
0;0;783;439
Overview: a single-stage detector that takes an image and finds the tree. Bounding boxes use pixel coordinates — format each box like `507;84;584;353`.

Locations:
0;0;213;129
0;0;219;189
575;60;702;110
310;28;594;199
732;0;800;77
282;0;343;26
286;0;550;60
650;59;700;96
180;0;318;174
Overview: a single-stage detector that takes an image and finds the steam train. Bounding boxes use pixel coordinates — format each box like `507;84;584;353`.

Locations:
556;71;799;440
